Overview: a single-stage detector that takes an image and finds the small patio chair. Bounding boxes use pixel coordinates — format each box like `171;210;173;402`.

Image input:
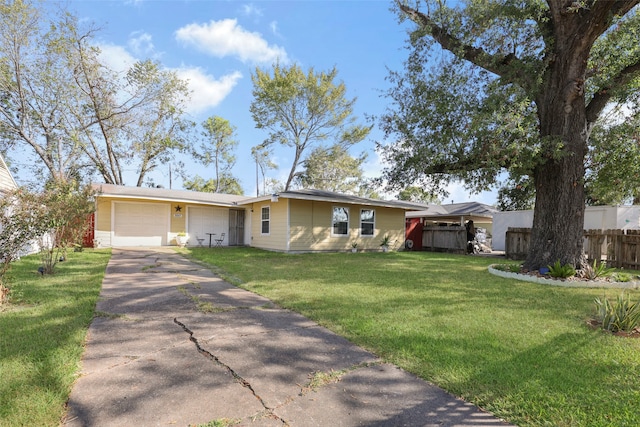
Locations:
195;235;205;247
214;233;225;247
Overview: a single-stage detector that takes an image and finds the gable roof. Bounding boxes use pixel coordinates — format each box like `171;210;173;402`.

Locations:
240;189;424;211
0;153;18;195
92;183;252;207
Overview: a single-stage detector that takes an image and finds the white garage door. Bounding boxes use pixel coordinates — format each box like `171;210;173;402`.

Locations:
187;206;228;246
113;202;169;246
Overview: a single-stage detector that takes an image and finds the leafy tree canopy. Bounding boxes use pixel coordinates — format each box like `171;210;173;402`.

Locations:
0;0;194;187
250;62;371;191
297;145;370;195
586;103;640;205
194;116;239;193
183;174;244;196
496;174;536;211
382;0;640;269
397;186;440;204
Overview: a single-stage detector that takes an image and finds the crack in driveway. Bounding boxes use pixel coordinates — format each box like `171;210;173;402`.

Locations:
173;317;289;426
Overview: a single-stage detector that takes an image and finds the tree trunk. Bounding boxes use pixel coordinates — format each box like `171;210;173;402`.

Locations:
284;144;304;192
527;152;586;270
525;50;589;270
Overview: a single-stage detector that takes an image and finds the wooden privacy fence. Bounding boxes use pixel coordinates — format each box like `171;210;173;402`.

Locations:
506;227;640;269
505;227;531;260
422;226;467;253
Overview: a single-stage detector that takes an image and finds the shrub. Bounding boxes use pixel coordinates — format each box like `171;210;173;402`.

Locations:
492;264;522;273
594;293;640;333
0;189;51;290
547;260;576;278
613;272;633;282
37;182;95;275
580;259;615;280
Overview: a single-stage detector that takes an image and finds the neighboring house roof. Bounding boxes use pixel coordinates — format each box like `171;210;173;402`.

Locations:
240;189;424;211
0;153;18;196
444;201;498;217
92;183;251;207
406;201;498;223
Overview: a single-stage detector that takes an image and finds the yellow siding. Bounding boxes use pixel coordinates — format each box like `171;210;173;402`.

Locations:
372;207;405;251
95;197;193;247
94;198;112;247
288;199;316;251
289;199;405;251
250;200;289;251
169;202;186;234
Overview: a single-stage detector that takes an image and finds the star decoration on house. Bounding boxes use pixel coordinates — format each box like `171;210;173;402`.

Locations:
175;205;182;212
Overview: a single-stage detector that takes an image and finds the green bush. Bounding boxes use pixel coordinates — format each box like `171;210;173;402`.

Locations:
594;293;640;333
548;260;576;278
581;259;615;280
492;264;522;273
613;272;633;282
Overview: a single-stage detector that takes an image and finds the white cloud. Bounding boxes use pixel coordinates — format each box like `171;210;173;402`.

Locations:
175;19;288;64
128;31;155;57
269;21;281;37
97;43;137;74
98;42;241;114
173;67;243;113
242;3;263;18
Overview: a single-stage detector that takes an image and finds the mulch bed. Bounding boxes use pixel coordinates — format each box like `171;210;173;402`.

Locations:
586;319;640;338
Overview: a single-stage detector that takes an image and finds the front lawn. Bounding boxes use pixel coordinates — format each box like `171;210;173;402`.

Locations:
0;249;111;427
185;247;640;427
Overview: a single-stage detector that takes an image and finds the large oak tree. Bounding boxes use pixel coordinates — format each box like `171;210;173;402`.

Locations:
382;0;640;270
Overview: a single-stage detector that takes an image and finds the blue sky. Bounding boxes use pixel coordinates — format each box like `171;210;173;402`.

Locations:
16;0;498;205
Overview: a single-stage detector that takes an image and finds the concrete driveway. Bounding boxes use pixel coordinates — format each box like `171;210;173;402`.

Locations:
63;248;513;427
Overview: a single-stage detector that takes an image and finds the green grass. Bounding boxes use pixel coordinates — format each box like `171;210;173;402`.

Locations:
0;249;111;427
185;247;640;427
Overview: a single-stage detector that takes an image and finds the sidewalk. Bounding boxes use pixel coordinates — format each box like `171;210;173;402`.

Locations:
63;248;514;427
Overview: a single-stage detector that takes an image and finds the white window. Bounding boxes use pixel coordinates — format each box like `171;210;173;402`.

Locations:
332;207;349;236
360;209;375;236
261;206;270;234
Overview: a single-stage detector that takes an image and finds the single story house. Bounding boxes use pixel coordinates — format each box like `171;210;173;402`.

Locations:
92;184;420;252
92;184;248;248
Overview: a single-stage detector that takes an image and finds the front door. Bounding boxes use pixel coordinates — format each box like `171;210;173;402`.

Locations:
228;209;245;246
